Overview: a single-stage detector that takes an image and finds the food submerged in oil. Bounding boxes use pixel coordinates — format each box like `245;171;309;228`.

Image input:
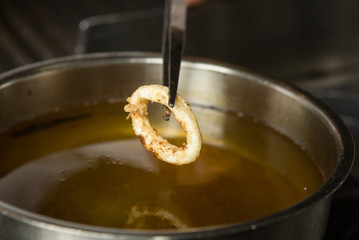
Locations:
0;102;324;229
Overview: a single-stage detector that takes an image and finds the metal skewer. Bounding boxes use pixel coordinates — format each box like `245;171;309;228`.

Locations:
162;0;187;117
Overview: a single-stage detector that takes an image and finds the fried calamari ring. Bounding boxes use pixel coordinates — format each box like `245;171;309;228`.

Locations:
124;84;201;165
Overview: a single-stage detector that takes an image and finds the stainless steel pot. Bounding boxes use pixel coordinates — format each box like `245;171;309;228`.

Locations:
0;52;354;240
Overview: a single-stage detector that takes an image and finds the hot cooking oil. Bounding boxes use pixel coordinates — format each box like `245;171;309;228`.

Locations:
0;101;324;229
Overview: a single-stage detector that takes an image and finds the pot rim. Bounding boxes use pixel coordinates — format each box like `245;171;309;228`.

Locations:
0;52;355;238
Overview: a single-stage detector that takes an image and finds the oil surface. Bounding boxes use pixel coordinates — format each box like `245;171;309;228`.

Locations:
0;102;324;229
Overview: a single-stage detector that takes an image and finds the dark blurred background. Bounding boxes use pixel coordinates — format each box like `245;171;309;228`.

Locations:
1;0;359;239
0;0;161;72
1;0;359;87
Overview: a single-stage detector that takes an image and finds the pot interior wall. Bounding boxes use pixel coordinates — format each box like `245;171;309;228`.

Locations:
0;55;344;181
